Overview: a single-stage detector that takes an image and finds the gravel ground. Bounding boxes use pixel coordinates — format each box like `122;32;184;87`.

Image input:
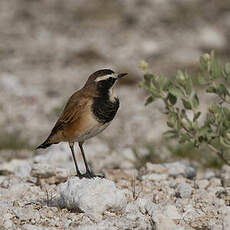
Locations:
1;158;230;230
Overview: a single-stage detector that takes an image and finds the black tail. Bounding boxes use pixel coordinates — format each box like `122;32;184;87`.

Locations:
36;140;52;149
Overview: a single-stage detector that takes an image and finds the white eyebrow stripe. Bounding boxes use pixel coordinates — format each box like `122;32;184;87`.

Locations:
95;74;116;82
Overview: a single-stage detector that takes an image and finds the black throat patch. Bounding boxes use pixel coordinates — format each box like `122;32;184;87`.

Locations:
92;96;120;124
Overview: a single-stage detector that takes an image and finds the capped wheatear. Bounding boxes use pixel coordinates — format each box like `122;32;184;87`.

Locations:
37;69;127;178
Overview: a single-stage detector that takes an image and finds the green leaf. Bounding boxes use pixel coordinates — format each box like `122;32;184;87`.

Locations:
208;104;219;113
168;93;177;105
225;63;230;74
209;56;221;80
206;86;216;93
192;93;199;109
216;84;229;97
169;87;185;98
223;63;230;83
184;72;193;96
150;87;161;98
145;96;154;105
224;119;230;128
157;75;170;91
200;55;208;72
163;130;177;138
182;99;192;110
167;112;178;128
144;73;154;81
179;133;191;143
198;73;207;85
193;112;201;122
220;136;230;148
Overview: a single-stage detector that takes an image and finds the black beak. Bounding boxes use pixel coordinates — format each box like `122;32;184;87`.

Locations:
117;73;128;79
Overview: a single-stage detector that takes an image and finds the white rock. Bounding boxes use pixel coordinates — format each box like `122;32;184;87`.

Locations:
15;162;32;178
209;178;222;187
59;178;127;219
124;199;154;229
165;205;181;220
146;163;167;174
22;224;47;230
142;173;167;181
31;163;56;178
197;179;209;189
13;207;40;222
203;171;215;180
165;162;196;179
210;225;223;230
176;183;193;198
223;211;230;229
4;219;13;229
0;159;31;178
31;163;72;181
152;213;177;230
122;148;136;161
78;221;117;230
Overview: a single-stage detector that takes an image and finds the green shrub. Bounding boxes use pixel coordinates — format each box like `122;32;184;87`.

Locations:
140;51;230;166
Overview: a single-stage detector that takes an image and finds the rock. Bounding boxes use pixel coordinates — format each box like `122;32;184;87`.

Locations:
223;211;230;229
164;205;181;220
2;213;14;229
31;163;72;184
124;198;157;229
142;173;167;181
203;170;216;180
58;178;127;219
165;162;196;179
196;179;209;189
209;178;222;187
210;225;223;230
122;148;136;162
0;159;31;178
78;221;117;230
22;224;48;230
146;163;167;174
15;162;32;178
221;173;230;187
13;207;40;222
176;183;193;198
151;213;177;230
31;163;57;178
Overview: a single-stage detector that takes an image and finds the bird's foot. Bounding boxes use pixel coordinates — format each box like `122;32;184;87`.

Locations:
81;170;105;179
76;172;83;179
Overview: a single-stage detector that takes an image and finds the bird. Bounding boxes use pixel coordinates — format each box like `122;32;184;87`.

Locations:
36;69;127;178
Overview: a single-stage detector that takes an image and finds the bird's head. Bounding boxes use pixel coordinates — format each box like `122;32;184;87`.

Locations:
85;69;127;96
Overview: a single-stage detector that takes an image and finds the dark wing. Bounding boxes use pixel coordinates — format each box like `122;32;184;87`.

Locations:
36;90;89;149
50;91;89;135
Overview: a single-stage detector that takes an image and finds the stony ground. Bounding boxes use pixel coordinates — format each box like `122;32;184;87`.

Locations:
1;0;230;229
1;155;230;230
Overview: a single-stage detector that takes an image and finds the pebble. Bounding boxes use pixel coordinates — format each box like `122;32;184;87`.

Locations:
197;179;209;189
176;183;193;198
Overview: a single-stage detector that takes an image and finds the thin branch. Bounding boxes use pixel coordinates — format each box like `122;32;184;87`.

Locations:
207;143;230;166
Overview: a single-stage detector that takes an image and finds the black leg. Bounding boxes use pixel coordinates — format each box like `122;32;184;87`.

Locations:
69;142;82;178
79;142;105;179
78;142;91;174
